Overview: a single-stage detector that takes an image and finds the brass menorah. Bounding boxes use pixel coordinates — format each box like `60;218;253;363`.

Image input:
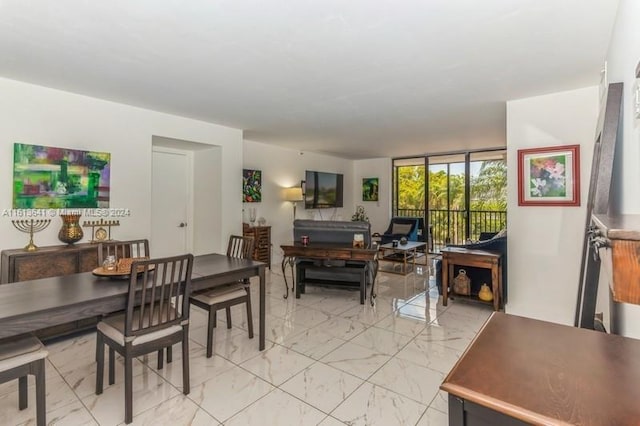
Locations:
11;219;51;251
82;218;120;243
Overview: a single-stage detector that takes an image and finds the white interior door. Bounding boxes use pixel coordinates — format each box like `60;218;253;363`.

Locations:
151;148;192;257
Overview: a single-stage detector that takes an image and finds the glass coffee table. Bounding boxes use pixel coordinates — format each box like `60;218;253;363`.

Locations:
378;241;427;275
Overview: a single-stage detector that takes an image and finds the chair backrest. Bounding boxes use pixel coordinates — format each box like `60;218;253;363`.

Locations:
227;235;254;260
98;239;150;265
124;254;194;338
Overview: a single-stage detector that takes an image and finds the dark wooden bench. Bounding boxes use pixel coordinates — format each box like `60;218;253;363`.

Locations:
295;260;368;304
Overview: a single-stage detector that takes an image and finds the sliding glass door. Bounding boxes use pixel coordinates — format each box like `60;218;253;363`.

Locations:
427;154;466;251
393;148;506;252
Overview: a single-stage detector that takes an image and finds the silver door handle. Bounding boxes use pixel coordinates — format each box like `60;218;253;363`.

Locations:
178;223;187;228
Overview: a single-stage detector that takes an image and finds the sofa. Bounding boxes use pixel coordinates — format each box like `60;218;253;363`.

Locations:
293;220;376;303
435;231;507;302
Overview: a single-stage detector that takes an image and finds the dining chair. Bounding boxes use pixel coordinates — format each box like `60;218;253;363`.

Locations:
96;239;158;365
190;235;255;357
95;254;194;424
0;334;48;426
97;239;150;265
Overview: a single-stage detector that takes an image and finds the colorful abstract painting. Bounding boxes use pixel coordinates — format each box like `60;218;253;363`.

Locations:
243;169;262;202
362;177;379;201
13;143;111;209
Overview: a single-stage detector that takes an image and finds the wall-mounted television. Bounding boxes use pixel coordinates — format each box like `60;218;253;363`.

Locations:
305;170;344;209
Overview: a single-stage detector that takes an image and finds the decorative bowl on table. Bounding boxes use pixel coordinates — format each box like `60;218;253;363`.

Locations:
93;257;151;278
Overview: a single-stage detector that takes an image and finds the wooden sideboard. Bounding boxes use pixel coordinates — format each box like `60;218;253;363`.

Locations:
1;243;99;284
1;243;101;339
243;224;271;268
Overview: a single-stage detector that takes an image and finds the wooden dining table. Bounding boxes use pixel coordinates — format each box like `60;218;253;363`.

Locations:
0;253;267;350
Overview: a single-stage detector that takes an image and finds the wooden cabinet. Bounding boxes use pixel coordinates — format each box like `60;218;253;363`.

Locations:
1;243;99;284
243;225;271;268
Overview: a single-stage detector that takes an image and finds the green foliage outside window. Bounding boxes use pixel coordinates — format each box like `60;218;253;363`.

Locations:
394;160;507;245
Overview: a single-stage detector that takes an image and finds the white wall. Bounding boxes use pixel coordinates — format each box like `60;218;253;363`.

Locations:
506;86;599;325
0;77;243;255
243;140;355;266
603;0;640;337
353;158;392;234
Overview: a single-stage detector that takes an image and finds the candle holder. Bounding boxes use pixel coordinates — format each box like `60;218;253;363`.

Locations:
82;218;120;243
11;219;51;251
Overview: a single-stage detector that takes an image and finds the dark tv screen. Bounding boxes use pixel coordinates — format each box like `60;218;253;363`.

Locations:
305;171;344;209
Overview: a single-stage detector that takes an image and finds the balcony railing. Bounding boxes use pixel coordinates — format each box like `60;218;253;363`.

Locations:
395;208;507;251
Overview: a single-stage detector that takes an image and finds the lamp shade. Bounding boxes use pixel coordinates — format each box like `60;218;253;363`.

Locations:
284;187;304;202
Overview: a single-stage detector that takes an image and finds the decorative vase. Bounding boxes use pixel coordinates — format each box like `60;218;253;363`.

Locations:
58;213;84;244
478;283;494;302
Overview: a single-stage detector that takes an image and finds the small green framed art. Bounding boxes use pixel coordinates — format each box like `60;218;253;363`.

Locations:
243;169;262;202
362;178;379;201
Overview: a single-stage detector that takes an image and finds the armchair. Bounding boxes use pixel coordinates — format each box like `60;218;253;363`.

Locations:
379;217;422;245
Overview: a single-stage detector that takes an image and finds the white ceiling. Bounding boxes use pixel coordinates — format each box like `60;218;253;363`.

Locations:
0;1;619;159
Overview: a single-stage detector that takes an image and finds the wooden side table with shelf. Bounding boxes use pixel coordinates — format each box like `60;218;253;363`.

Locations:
441;246;503;311
243;224;271;269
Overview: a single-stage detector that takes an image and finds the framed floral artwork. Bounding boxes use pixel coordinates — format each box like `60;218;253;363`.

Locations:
518;145;580;206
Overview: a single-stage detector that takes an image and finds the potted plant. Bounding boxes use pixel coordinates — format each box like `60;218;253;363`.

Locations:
351;205;369;222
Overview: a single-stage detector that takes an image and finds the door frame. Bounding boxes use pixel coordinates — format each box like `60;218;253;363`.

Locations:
151;146;194;255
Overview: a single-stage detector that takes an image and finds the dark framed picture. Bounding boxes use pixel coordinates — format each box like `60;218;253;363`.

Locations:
362;177;379;201
517;145;580;206
243;169;262;202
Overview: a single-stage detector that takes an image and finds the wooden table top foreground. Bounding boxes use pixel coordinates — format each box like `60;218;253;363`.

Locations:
441;312;640;425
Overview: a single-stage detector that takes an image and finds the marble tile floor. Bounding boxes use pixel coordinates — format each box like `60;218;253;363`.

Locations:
0;266;493;425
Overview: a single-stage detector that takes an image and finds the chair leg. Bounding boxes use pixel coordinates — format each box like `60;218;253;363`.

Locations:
108;347;115;385
96;333;105;395
206;307;215;358
34;359;46;426
245;289;254;339
226;307;232;329
124;352;133;424
157;349;164;370
182;327;190;395
18;376;27;410
167;345;173;364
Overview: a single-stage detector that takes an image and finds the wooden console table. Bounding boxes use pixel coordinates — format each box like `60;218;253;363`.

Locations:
441;247;502;311
441;313;640;425
280;242;378;305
